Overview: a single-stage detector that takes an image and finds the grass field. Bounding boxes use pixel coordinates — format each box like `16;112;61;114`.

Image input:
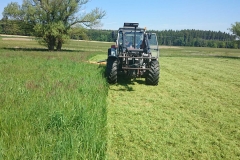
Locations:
107;55;240;159
0;36;240;159
0;38;109;159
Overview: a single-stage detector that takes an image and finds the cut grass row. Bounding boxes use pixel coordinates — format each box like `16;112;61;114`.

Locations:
106;48;240;159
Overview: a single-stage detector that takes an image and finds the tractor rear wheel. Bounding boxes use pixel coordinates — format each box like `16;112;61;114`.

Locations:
146;60;159;85
106;58;118;84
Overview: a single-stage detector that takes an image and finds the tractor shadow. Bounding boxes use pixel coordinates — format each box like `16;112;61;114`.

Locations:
112;72;146;92
98;64;147;92
116;75;135;91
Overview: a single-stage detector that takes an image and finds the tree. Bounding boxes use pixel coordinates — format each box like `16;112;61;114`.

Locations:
229;22;240;39
2;2;35;35
69;25;88;40
229;22;240;48
3;0;106;51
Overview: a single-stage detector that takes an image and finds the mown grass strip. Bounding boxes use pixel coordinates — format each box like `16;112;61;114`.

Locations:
107;49;240;159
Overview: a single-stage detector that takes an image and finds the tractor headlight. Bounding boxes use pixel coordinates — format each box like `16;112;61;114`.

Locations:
111;48;116;56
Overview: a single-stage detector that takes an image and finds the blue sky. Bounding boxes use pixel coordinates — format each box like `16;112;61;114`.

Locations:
0;0;239;33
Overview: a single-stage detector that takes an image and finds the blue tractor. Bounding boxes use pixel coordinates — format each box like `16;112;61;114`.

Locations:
106;23;160;85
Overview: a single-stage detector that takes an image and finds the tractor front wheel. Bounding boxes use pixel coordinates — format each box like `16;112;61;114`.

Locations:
106;58;118;84
146;60;160;85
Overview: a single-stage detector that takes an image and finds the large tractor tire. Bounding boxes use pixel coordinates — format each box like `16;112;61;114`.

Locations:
146;60;160;85
106;58;118;84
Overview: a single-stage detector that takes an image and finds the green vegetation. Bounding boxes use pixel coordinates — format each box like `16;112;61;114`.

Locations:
106;46;240;159
0;36;240;159
81;29;238;48
230;22;240;39
2;19;239;49
155;29;237;48
0;38;109;159
230;22;240;48
2;0;105;50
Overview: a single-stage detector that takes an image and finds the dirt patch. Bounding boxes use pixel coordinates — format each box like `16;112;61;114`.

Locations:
2;38;33;41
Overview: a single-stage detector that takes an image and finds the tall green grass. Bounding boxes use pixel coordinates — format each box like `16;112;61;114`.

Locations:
0;40;108;159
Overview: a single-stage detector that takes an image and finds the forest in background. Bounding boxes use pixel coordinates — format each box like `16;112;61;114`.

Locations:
84;29;238;49
0;19;238;49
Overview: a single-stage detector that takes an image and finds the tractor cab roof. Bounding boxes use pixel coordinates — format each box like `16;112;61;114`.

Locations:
118;22;146;32
118;27;145;32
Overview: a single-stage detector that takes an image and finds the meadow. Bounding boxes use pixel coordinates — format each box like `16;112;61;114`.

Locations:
0;36;240;159
0;37;109;159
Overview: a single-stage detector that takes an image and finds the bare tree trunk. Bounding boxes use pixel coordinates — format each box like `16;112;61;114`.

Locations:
47;36;56;51
48;44;55;51
56;40;62;51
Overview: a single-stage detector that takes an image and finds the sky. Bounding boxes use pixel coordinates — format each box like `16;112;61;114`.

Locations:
0;0;239;33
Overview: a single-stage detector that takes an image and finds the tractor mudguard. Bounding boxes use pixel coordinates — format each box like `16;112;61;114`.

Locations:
108;48;111;56
107;55;118;61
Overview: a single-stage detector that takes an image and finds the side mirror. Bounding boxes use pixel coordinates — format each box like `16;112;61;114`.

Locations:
112;31;117;42
148;33;152;39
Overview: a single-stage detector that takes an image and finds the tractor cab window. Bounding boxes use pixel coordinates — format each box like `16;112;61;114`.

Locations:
148;33;159;58
124;31;144;48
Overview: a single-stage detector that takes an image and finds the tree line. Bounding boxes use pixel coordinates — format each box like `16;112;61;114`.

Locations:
155;29;238;48
76;29;239;49
0;19;239;49
0;19;34;36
